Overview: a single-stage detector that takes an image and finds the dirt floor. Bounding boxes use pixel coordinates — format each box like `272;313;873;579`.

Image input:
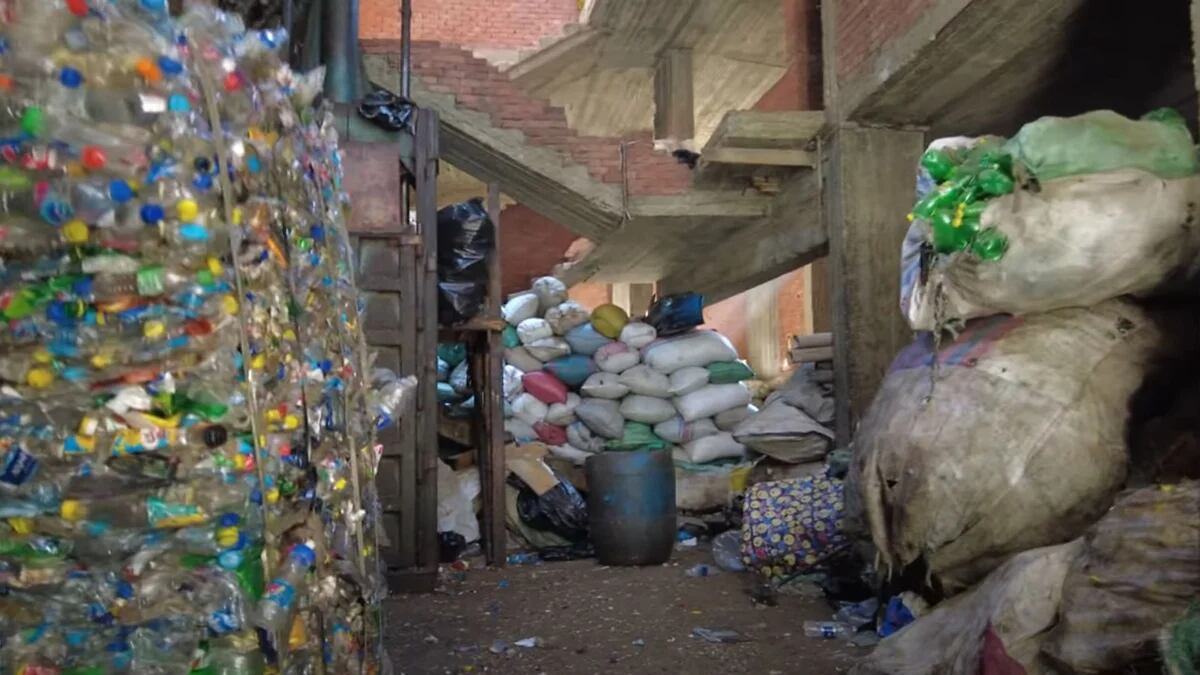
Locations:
384;548;861;674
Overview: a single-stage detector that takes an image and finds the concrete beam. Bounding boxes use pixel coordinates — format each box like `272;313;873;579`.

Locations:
704;110;826;151
823;124;924;445
701;148;815;167
836;0;1087;129
654;48;696;145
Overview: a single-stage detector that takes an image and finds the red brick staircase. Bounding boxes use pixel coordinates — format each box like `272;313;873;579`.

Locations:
409;40;693;196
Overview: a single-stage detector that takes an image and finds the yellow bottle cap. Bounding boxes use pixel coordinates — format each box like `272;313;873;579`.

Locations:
9;517;32;534
216;526;240;548
207;257;224;276
63;219;89;244
91;352;113;369
222;295;239;315
61;499;86;521
176;199;199;222
33;348;52;364
143;320;165;339
283;414;299;430
27;368;54;388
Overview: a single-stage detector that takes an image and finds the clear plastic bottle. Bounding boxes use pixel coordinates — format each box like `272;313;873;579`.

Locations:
711;528;746;572
803;621;855;640
256;543;316;633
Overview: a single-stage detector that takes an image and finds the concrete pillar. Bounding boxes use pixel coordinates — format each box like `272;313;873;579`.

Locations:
746;277;784;380
823;124;925;444
611;282;654;317
653;48;695;147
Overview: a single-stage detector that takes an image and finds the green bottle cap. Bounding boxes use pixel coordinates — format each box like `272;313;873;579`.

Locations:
21;106;45;137
136;265;166;296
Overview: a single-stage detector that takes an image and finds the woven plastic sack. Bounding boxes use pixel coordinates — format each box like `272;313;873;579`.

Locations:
505;346;543;373
525;337;571;362
534;421;568;446
674;383;752;423
902;168;1200;330
714;404;756;431
594;342;639;373
579;372;628;399
706;360;756;384
1005;110;1200;182
742;475;849;579
543;355;596;389
619;321;657;349
502;292;539;326
502;325;521;349
643;331;738;374
564;323;612;356
646;292;705;337
683;432;746;463
618;365;671;398
511;393;549;426
668;367;709;396
545;393;581;426
606;422;669;452
854;541;1084;675
576;399;624;439
1043;482;1200;673
850;300;1162;590
733;399;832;464
502;364;524;401
517;318;553;346
567;421;607;453
592;303;629;339
522;371;568;405
546;301;591;336
620;395;677;425
532;276;568;313
438;342;467;367
654;417;719;445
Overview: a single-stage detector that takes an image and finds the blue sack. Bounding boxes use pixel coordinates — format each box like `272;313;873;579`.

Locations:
564;323;613;356
544;355;597;389
646;293;705;337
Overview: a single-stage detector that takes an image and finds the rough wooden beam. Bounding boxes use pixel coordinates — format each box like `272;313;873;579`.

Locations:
702;148;815;167
1193;0;1200;115
705;110;826;151
654;48;696;145
823;124;924;445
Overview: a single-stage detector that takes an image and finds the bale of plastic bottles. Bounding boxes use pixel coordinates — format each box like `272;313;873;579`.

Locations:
0;1;401;672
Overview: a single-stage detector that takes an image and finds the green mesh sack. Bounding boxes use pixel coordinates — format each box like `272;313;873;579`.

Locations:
706;360;756;384
1004;109;1200;181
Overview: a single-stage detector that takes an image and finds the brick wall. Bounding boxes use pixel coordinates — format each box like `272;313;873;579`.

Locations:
361;0;578;46
497;204;577;295
755;0;823;112
835;0;935;81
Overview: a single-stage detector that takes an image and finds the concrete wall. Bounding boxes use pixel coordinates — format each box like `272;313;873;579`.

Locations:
361;0;579;47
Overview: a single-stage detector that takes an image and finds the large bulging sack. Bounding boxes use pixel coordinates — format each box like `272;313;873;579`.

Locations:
1042;481;1200;674
853;541;1084;675
902;169;1200;330
674;383;752;422
643;330;739;374
850;300;1163;590
733;399;833;464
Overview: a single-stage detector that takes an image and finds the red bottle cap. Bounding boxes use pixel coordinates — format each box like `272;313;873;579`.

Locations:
81;146;107;170
66;0;88;17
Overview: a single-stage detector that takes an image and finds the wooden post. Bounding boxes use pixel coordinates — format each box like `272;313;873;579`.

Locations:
654;48;695;145
823;124;924;445
414;108;441;579
482;184;507;565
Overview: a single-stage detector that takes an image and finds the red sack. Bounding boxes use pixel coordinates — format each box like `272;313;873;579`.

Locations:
534;421;568;446
981;625;1026;675
522;371;568;405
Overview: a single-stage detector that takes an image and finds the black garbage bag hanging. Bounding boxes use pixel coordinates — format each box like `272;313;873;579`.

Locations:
436;198;495;325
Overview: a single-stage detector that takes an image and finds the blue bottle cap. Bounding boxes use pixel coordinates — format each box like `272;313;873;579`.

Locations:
179;223;209;241
109;179;134;203
167;93;190;113
59;67;84;89
290;543;316;567
192;172;213;191
218;549;243;569
140;203;164;225
246;155;262;174
116;580;134;599
218;512;240;527
310;224;325;242
140;0;166;12
157;56;183;75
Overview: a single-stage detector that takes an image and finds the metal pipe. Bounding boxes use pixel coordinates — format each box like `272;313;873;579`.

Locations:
401;0;412;99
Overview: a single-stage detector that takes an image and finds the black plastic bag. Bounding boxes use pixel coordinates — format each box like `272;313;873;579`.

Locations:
646;292;705;336
438;531;467;563
436;199;495;324
511;473;589;543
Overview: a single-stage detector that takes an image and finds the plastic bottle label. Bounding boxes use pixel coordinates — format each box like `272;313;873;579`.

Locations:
146;497;205;528
0;447;38;486
265;580;295;609
820;625;836;639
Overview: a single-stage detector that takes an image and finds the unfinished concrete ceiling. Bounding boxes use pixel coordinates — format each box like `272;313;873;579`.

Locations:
509;0;790;146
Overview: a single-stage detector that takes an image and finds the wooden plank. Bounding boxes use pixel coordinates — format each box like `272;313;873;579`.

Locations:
704;110;826;151
395;244;418;570
809;257;833;333
482;183;507;566
824;124;924;445
653;48;695;144
1193;0;1200;114
702;148;815;167
414;108;441;578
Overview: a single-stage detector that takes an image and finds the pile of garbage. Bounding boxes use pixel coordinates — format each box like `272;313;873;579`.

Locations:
0;2;403;672
844;110;1200;673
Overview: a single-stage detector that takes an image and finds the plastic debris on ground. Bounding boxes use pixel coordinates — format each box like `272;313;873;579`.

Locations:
0;3;399;671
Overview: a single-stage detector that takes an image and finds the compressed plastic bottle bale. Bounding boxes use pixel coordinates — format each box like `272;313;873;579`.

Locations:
564;323;613;356
517;318;553;346
594;342;639;373
668;367;710;396
620;395;678;425
546;393;581;426
684;433;747;463
619;321;658;349
706;360;756;384
576;399;625;439
580;372;629;399
543;355;597;389
618;365;671;398
511;393;551;426
674;384;753;423
526;337;572;363
545;301;591;336
654;417;720;445
591;303;630;339
522;371;569;405
532;276;568;313
643;331;738;374
505;346;544;372
502;292;540;326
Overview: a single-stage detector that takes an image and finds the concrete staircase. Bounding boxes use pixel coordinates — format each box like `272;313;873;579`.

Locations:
379;41;694;241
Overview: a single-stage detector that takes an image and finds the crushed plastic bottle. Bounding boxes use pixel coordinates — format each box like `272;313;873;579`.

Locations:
804;621;856;640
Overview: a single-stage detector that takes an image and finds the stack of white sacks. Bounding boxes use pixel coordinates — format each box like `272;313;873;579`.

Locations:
501;277;757;469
